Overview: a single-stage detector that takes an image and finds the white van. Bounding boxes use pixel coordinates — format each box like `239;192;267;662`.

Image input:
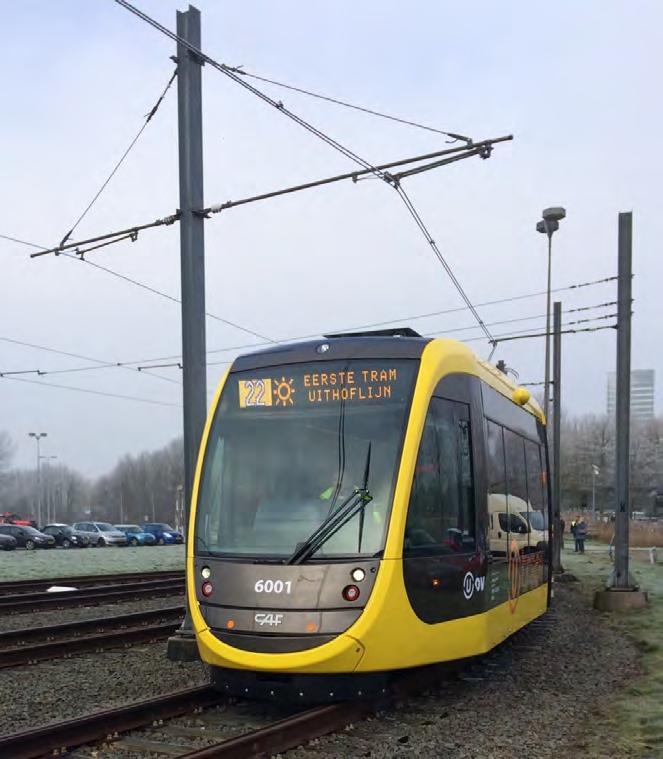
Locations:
488;493;547;556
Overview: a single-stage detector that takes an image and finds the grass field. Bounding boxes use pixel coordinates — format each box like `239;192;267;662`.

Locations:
0;545;185;582
564;549;663;756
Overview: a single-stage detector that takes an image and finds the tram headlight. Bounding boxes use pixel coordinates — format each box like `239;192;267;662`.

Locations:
351;568;365;582
342;584;360;602
201;581;213;597
201;566;211;580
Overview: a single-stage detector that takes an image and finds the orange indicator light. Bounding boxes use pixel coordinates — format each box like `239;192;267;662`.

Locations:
226;619;235;630
432;578;441;588
306;622;317;632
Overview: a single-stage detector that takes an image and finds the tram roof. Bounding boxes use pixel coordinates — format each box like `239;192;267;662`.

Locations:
231;330;431;372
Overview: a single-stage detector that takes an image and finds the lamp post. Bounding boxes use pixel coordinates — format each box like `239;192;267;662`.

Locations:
536;206;566;424
40;456;57;523
28;432;48;526
592;464;600;514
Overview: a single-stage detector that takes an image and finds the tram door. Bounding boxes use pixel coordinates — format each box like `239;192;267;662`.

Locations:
402;397;482;623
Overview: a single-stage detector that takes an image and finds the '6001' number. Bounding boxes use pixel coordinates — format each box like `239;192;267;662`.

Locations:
254;579;292;594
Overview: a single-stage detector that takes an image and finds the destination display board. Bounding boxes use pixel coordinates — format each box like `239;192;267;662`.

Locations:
232;360;417;411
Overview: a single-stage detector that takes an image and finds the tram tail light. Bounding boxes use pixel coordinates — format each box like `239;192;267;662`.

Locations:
342;584;360;602
201;581;213;597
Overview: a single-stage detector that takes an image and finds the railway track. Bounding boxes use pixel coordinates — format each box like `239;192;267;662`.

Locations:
0;685;372;759
0;569;184;596
0;605;184;668
0;577;184;613
0;612;557;758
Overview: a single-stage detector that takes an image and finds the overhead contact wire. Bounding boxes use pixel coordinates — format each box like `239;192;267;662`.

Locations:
112;0;499;342
11;235;274;344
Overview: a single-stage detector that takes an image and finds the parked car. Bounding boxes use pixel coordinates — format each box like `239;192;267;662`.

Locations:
0;533;17;551
41;524;90;548
71;521;128;547
0;524;55;550
141;523;184;545
115;524;156;546
67;523;102;547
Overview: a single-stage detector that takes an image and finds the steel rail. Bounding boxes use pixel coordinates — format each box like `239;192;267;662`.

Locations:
0;607;184;668
0;569;184;595
0;686;224;759
0;604;184;647
0;578;184;613
0;621;181;669
179;701;374;758
0;612;556;758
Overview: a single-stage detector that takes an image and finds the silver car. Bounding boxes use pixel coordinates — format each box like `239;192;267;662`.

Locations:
72;521;128;547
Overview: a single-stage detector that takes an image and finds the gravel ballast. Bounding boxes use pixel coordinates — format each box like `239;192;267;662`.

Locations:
0;639;209;735
284;579;638;759
0;578;638;756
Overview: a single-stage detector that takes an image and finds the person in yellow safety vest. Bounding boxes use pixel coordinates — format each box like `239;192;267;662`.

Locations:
318;481;384;528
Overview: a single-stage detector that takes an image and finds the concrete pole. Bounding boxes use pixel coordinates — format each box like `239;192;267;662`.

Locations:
611;212;633;589
552;301;563;573
167;4;207;661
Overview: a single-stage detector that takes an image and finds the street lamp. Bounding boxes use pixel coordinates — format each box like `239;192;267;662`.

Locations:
39;455;57;523
28;432;48;526
536;206;566;423
591;464;600;514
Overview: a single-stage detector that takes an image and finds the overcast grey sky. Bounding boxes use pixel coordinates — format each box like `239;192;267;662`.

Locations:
2;0;661;476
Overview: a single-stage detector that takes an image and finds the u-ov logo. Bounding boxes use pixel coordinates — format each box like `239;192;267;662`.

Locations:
463;571;485;600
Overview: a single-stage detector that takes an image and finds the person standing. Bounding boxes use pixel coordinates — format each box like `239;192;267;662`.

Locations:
570;516;578;552
575;516;587;554
560;517;566;550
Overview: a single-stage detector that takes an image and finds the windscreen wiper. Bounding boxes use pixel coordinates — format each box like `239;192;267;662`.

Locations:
288;443;372;565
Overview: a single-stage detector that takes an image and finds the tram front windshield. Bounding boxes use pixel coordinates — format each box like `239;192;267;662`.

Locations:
195;359;417;560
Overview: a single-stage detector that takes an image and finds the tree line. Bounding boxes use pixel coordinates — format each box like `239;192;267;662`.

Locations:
0;434;183;527
0;413;661;526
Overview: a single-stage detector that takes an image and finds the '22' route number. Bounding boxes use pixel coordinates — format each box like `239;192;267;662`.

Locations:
254;579;292;594
244;379;267;407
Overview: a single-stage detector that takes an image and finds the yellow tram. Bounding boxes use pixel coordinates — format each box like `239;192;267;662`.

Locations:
187;330;551;700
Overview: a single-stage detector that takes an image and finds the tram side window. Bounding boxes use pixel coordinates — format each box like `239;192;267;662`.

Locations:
524;440;547;533
404;398;475;555
486;421;506;496
504;429;530;539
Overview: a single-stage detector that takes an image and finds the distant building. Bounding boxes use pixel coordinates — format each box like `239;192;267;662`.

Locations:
607;370;655;422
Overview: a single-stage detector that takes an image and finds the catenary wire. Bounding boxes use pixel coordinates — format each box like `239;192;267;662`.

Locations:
1;374;181;407
0;302;617;378
112;0;497;343
203;320;620;374
2;233;619;364
113;0;393;182
58;68;178;248
394;185;495;344
463;321;618;344
232;70;472;143
7;234;274;343
0;336;180;386
200;279;618;362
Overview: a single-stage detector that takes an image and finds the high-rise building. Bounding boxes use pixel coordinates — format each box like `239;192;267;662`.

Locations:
607;369;655;422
